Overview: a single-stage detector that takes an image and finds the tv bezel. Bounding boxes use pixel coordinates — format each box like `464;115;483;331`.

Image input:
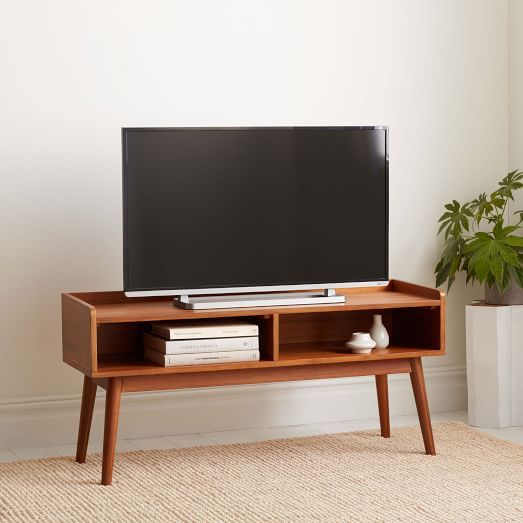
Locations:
122;126;389;297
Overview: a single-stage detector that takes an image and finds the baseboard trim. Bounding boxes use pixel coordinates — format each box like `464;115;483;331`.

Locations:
0;365;466;448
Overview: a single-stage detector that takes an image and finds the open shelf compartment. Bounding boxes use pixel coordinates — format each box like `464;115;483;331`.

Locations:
95;314;278;376
278;307;443;364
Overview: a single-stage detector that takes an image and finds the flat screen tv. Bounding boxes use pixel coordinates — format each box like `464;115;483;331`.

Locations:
122;126;388;305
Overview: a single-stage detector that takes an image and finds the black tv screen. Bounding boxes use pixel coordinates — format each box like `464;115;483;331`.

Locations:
123;127;388;294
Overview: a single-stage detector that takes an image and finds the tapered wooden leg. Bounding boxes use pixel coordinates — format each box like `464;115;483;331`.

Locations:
101;377;123;486
375;374;390;438
75;376;97;463
409;358;436;455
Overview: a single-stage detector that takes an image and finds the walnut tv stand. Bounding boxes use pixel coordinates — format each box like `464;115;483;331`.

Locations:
61;280;445;486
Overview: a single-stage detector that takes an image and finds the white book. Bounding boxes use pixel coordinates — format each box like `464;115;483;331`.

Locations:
143;332;259;355
144;347;260;367
150;319;259;340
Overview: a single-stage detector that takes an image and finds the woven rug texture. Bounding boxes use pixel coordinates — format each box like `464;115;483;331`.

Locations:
0;422;522;522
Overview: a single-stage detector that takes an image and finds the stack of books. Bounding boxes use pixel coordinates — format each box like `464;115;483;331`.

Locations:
143;319;260;367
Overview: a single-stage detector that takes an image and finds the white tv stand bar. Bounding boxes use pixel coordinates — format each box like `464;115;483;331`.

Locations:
174;289;346;309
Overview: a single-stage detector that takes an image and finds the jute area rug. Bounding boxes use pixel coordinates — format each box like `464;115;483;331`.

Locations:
1;422;522;522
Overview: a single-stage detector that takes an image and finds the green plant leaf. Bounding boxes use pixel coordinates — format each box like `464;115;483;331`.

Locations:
466;270;476;285
446;257;460;291
434;237;464;289
462;232;509;284
437;221;447;236
498;262;512;293
498;244;519;266
490;192;505;209
504;235;523;247
475;258;491;281
467;245;489;272
442;238;459;265
475;231;492;241
436;200;471;239
490;256;503;282
496;170;523;201
512;266;523;288
464;233;491;256
438;211;454;223
497;225;521;239
435;261;451;288
469;193;493;224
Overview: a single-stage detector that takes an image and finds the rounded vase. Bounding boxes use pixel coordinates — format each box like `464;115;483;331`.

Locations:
345;332;376;354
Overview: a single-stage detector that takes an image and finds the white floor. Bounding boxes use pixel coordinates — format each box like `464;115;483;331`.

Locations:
0;410;521;463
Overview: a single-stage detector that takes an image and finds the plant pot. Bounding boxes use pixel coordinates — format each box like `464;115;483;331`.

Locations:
484;278;523;305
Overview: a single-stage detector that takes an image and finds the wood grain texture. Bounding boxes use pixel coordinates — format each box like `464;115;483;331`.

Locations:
71;281;441;324
62;294;97;375
409;358;436;455
279;310;393;344
94;346;442;378
102;377;123;486
97;322;146;355
75;376;97;463
121;359;412;392
390;280;444;300
439;293;446;352
263;313;279;361
277;343;443;365
93;378;109;391
375;374;390;438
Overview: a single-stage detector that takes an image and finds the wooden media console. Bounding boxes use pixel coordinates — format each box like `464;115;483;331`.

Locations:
62;280;445;485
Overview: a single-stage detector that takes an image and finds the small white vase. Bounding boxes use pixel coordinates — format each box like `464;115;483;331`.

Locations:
345;332;376;354
369;314;389;349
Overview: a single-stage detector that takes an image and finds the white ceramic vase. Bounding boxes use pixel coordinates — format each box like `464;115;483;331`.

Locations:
369;314;389;349
345;332;376;354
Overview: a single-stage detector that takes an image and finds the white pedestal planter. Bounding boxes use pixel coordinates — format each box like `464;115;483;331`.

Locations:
466;305;523;428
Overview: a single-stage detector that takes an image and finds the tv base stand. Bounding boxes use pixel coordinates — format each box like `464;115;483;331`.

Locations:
174;289;347;309
62;280;445;485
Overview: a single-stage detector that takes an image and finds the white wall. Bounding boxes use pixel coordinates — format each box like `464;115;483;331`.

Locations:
509;0;523;243
0;1;510;445
511;0;523;172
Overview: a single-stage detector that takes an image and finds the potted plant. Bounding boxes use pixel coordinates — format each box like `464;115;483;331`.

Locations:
435;170;523;304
